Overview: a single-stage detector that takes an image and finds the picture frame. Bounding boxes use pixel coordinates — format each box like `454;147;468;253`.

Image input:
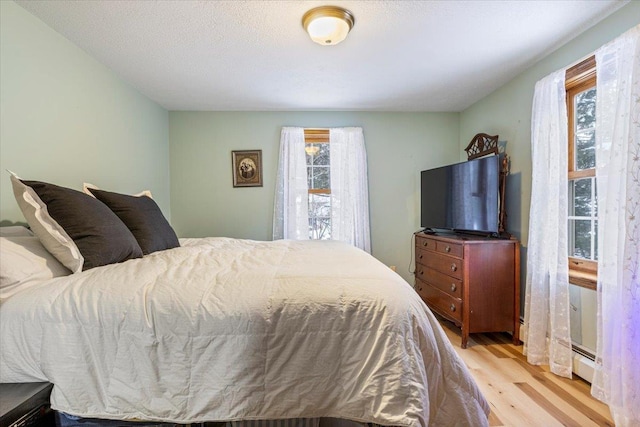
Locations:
232;150;263;188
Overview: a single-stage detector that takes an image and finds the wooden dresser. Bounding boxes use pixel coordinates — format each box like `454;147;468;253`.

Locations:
414;231;520;348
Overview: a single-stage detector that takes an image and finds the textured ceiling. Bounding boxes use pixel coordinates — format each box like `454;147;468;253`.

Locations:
15;0;628;112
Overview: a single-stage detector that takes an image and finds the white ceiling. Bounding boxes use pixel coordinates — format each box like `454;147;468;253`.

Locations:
15;0;627;112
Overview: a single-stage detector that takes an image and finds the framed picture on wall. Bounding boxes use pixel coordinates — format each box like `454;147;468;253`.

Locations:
232;150;263;187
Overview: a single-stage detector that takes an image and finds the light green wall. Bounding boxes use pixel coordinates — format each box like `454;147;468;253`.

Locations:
459;2;640;319
6;0;636;290
459;2;640;248
0;1;170;222
169;111;460;282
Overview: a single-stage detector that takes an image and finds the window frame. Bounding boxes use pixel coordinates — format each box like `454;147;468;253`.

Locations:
304;128;330;195
565;56;598;290
304;128;331;239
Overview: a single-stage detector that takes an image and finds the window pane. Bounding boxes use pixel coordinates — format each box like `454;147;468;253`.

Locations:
593;178;598;216
314;143;330;165
575;129;596;170
569;219;593;259
305;143;329;165
306;139;331;240
570;178;593;217
306;144;319;165
594;220;598;261
310;166;330;190
309;193;331;217
308;217;316;239
573;87;596;171
308;193;331;240
312;217;331;240
575;88;596;131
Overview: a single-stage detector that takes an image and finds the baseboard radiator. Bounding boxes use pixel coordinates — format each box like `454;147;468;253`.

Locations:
519;320;595;383
571;344;596;383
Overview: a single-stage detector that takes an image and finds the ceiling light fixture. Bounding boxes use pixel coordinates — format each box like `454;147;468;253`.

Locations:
302;6;355;46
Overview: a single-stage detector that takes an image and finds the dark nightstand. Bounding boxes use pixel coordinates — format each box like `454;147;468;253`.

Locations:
0;383;54;427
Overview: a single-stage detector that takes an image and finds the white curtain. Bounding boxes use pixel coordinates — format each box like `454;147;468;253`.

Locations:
330;127;371;253
273;127;309;240
591;25;640;427
523;69;573;378
273;127;371;253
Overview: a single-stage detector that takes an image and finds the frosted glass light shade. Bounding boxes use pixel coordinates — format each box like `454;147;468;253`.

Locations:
302;6;355;46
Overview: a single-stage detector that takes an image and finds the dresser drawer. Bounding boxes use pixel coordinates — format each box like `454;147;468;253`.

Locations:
419;284;462;323
415;235;437;251
416;267;462;298
415;247;430;264
436;241;463;258
422;251;463;280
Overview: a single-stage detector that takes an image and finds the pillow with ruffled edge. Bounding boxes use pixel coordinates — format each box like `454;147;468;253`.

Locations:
10;172;143;272
10;172;83;273
85;186;180;255
0;236;71;299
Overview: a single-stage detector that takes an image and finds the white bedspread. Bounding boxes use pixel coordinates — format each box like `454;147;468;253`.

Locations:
0;238;489;426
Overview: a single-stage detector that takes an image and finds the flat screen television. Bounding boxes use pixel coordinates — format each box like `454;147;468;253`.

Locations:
420;155;500;235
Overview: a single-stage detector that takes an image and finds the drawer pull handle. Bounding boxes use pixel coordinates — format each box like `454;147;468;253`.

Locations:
450;304;456;312
450;263;457;272
445;245;451;253
423;241;428;246
450;283;457;292
419;270;424;275
419;254;423;259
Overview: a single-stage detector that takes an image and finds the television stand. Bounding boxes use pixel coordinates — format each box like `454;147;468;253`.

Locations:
414;231;520;348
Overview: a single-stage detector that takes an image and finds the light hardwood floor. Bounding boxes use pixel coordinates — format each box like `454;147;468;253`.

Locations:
436;317;614;427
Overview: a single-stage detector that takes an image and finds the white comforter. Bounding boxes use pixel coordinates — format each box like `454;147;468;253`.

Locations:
0;238;489;426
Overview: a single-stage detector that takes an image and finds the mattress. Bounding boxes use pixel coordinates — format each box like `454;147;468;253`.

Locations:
0;237;489;426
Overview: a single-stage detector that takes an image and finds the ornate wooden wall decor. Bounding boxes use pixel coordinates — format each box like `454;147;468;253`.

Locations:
464;133;499;160
464;133;511;235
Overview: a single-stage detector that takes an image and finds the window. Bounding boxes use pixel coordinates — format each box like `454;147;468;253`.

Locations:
274;127;370;252
566;56;597;289
304;129;331;240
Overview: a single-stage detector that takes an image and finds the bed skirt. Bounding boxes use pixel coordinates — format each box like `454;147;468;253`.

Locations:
56;413;386;427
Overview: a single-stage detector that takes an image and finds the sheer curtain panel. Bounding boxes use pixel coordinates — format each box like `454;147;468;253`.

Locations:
329;127;371;253
591;25;640;427
273;127;309;240
524;69;573;378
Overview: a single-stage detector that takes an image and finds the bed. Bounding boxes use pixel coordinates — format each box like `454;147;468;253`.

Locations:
0;175;490;426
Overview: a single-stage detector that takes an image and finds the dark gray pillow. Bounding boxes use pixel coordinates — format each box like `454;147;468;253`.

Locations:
20;180;143;271
86;188;180;255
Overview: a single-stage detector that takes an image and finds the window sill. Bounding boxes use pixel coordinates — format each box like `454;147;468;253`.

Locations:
569;270;597;290
569;257;597;290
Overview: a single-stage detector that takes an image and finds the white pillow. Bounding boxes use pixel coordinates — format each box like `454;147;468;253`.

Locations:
0;226;34;237
0;236;70;299
83;182;153;199
10;172;84;273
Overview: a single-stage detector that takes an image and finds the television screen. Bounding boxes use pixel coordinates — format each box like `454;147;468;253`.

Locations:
420;155;500;234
